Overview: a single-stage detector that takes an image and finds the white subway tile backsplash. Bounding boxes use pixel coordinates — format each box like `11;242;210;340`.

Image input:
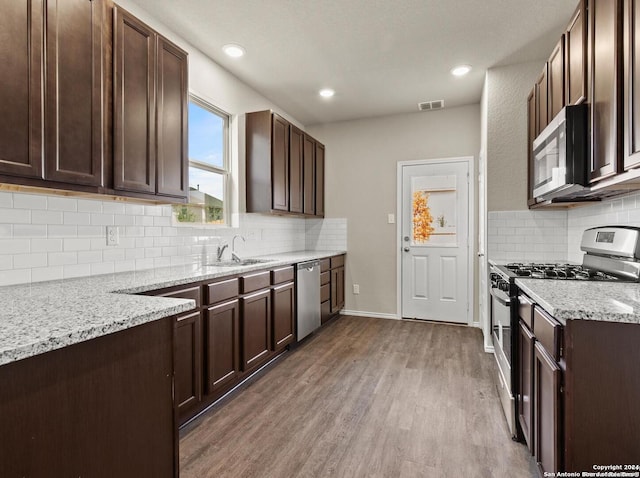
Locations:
49;252;78;266
0;239;30;255
13;224;47;238
13;253;47;269
0;208;31;224
13;194;47;210
0;191;347;285
47;196;77;212
31;239;63;253
32;210;63;225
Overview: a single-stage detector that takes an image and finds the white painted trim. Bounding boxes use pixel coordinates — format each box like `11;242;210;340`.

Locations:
340;309;401;320
484;345;495;354
396;156;476;326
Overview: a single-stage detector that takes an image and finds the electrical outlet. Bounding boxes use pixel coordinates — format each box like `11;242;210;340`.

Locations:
353;284;360;294
387;213;395;224
106;226;119;246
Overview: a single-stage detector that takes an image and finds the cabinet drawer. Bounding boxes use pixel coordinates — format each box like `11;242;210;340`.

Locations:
271;266;294;285
160;286;201;308
320;258;331;272
206;278;238;305
320;283;330;302
330;255;345;268
518;294;534;329
320;271;330;285
533;306;562;360
241;271;271;294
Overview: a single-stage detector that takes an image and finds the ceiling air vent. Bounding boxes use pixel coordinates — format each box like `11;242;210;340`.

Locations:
418;100;444;111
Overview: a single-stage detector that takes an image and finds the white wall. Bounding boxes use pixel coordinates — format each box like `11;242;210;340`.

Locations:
308;105;480;317
485;61;543;212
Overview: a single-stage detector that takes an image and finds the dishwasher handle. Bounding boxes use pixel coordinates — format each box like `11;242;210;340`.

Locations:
297;260;320;271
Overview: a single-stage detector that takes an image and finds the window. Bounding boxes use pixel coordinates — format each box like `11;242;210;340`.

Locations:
173;96;230;225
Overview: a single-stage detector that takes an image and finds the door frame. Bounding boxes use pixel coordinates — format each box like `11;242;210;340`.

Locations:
396;156;475;325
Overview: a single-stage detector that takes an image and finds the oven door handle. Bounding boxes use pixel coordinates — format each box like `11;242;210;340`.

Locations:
490;287;511;307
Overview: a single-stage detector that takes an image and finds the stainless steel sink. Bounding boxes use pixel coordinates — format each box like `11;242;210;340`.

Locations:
205;258;272;267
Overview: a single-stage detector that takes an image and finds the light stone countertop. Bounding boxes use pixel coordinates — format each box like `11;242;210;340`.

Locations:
515;278;640;325
0;250;345;366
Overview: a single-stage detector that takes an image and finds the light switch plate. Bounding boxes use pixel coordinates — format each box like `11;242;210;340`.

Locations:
387;213;395;224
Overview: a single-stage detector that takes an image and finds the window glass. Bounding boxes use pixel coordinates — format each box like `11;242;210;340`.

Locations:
174;97;229;226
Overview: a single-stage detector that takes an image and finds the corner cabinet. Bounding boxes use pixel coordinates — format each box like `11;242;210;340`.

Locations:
0;0;106;189
246;110;325;217
113;5;188;202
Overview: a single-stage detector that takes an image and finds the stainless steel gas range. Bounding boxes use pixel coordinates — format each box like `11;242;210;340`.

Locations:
489;226;640;439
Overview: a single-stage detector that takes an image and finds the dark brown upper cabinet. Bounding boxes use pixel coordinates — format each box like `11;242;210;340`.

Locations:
566;1;588;105
246;110;325;217
527;87;537;207
289;125;304;214
548;37;566;122
0;0;105;188
624;0;640;170
303;134;316;215
114;5;188;201
588;0;623;182
315;142;325;217
535;65;550;133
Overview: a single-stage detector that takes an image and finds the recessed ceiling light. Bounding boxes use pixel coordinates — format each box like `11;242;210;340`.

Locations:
319;88;335;98
222;44;245;58
451;65;472;76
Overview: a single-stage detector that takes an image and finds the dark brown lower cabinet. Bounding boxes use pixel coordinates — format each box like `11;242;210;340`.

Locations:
331;266;345;313
205;299;240;394
174;311;202;421
272;281;295;351
534;342;562;475
0;317;177;478
241;289;271;372
518;320;535;450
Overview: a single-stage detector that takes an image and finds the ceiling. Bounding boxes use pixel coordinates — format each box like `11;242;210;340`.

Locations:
130;0;579;126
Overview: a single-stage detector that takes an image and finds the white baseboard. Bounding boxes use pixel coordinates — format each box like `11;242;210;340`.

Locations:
340;309;401;320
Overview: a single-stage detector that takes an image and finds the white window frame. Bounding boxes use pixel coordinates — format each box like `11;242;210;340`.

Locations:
174;94;231;226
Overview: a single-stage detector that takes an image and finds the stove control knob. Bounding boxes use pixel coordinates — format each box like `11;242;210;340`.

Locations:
499;281;510;292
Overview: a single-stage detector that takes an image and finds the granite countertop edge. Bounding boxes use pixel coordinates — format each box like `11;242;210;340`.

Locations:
0;250;346;366
515;278;640;325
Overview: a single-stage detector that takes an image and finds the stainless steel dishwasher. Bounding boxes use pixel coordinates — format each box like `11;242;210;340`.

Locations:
296;260;321;341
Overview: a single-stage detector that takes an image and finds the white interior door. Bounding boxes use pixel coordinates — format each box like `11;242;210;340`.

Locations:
401;159;469;323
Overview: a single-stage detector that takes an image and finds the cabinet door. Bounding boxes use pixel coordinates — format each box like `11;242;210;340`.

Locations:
45;0;104;186
518;321;535;451
589;0;623;182
174;311;202;422
624;0;640;169
303;135;316;215
205;299;240;394
566;1;587;105
536;65;549;134
289;125;304;214
330;266;345;314
534;341;562;474
113;6;156;193
315;142;325;217
527;87;536;206
0;0;43;180
241;290;271;371
548;37;565;121
156;36;188;199
272;282;295;351
272;114;289;212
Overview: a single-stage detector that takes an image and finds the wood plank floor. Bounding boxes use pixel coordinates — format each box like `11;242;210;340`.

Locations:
179;316;537;478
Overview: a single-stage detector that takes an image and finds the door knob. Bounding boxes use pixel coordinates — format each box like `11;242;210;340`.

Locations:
403;247;410;252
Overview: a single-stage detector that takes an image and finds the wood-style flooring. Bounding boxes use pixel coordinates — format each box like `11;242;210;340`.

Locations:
179;316;537;478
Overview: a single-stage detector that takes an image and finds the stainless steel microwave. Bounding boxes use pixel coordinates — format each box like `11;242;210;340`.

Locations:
532;104;588;200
